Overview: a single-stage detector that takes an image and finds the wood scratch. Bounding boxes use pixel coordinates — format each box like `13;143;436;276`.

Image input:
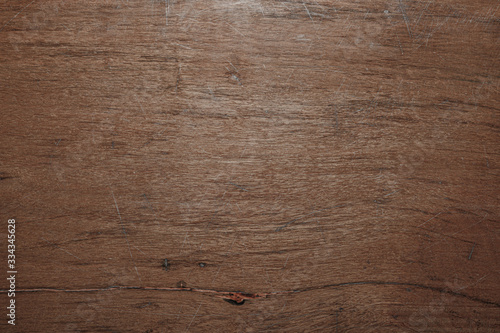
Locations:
275;204;346;231
133;245;147;256
112;190;142;282
211;265;222;284
142;194;160;226
42;237;81;260
383;190;400;197
282;254;290;269
468;242;476;260
180;232;190;254
484;145;490;168
228;181;248;192
450;214;488;238
264;267;274;291
411;214;489;259
415;0;433;29
185;303;202;332
417;211;443;228
415;16;449;49
173;42;192;50
337;16;352;47
165;0;171;26
395;31;404;55
332;79;346;129
0;0;37;32
399;0;413;38
454;273;490;292
303;3;313;22
227;23;246;37
136;96;145;114
138;126;168;149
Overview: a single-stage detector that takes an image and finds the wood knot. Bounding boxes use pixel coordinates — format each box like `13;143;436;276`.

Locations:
176;280;187;288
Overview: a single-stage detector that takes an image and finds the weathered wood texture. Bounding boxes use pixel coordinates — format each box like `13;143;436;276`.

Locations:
1;0;499;332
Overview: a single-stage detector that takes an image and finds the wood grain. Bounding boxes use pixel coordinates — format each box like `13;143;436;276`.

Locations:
0;0;499;332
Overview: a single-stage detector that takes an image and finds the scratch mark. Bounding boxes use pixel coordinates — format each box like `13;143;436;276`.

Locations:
484;145;490;168
142;194;160;226
185;303;202;332
207;86;216;100
138;302;152;308
0;0;37;32
454;273;490;292
231;74;242;86
417;211;443;228
119;0;130;9
337;16;352;47
468;242;476;260
331;79;345;129
42;238;81;260
335;307;343;332
139;126;168;149
211;266;222;284
399;0;413;38
264;267;274;291
282;254;290;269
173;42;192;50
133;245;147;256
177;305;183;320
303;3;313;22
412;214;489;259
180;232;190;254
229;61;239;73
91;114;96;144
316;220;327;243
225;236;237;256
112;191;125;233
415;16;449;49
112;190;141;282
384;190;400;197
227;23;246;37
395;31;404;55
136;97;145;114
415;0;433;29
228;181;248;192
165;0;170;26
450;214;488;237
275;204;346;231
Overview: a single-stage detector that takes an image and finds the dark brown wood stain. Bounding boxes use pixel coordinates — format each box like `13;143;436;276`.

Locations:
0;0;499;332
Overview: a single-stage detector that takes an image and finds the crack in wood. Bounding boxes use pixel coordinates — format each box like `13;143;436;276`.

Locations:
2;281;498;307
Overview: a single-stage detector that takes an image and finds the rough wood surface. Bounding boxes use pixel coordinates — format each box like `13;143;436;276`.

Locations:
0;0;499;332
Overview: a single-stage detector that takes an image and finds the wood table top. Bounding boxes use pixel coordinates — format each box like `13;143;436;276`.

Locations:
1;0;499;332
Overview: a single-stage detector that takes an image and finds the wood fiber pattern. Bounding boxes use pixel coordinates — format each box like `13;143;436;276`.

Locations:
0;0;499;332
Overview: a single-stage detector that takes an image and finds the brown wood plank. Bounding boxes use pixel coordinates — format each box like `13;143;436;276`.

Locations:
0;0;499;332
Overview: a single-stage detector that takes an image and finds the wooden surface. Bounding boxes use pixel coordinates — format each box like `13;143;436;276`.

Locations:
1;0;499;332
